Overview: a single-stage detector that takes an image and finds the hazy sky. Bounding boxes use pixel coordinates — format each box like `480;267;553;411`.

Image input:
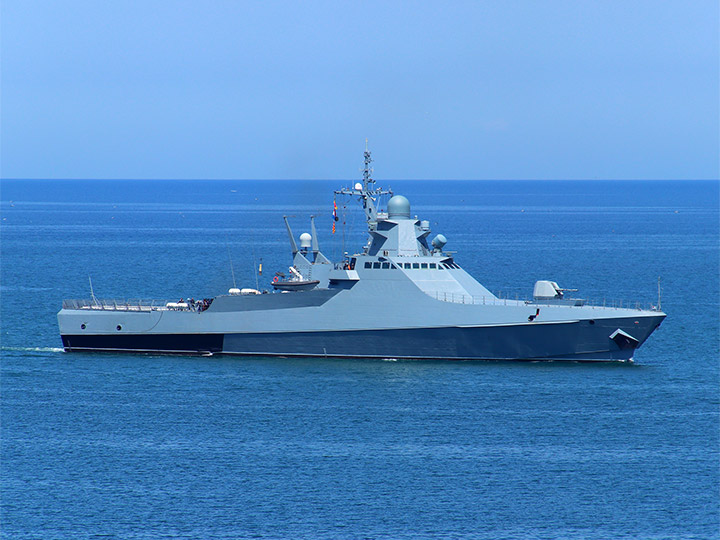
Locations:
1;1;718;180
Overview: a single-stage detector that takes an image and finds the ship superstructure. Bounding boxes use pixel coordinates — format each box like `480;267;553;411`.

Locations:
58;147;665;362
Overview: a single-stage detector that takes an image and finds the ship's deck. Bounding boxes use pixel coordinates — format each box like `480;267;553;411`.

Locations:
62;293;662;313
61;299;208;312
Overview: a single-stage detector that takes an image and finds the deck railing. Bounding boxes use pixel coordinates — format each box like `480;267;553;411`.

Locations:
62;299;199;312
426;291;660;312
62;293;660;313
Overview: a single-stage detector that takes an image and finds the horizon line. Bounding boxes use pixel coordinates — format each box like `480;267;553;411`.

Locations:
2;178;718;182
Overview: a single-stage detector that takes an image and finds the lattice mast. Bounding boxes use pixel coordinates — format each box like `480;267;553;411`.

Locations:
334;140;392;231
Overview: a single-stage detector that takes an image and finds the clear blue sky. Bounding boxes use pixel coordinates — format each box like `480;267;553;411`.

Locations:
1;1;718;180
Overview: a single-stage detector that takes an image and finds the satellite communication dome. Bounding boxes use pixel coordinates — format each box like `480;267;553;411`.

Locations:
354;182;363;190
299;232;312;249
387;195;411;219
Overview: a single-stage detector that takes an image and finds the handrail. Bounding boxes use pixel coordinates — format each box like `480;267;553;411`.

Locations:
63;293;660;313
425;291;660;312
61;298;213;312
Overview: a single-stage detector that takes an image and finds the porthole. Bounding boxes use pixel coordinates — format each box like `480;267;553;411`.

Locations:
80;323;86;330
588;320;595;325
116;325;122;331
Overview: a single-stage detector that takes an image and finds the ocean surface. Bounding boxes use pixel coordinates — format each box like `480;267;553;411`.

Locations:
1;179;718;539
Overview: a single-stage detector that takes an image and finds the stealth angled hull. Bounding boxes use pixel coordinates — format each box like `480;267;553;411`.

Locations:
59;285;665;362
58;147;666;362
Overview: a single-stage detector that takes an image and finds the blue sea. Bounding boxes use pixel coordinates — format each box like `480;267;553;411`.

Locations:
1;179;718;539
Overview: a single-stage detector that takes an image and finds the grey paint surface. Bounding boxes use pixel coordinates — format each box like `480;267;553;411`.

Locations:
58;150;666;361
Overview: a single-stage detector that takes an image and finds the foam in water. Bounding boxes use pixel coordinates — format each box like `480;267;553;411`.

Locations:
2;347;64;353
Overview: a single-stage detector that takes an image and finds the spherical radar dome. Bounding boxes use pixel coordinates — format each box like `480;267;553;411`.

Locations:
387;195;411;219
299;232;312;248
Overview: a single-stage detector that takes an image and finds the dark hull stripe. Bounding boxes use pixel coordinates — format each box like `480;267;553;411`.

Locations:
61;315;665;361
61;347;215;356
61;345;628;363
221;324;638;362
61;333;223;353
217;350;626;363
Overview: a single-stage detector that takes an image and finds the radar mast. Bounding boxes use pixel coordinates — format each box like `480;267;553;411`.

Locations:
334;140;392;231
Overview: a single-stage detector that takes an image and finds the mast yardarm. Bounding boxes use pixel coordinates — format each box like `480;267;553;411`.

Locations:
334;142;392;231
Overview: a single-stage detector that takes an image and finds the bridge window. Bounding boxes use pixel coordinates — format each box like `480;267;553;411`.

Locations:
373;262;381;269
404;263;411;269
429;263;436;269
421;263;428;269
412;263;420;269
442;263;451;269
364;262;372;269
381;262;390;269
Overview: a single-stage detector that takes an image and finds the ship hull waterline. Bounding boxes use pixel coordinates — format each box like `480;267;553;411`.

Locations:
60;314;665;362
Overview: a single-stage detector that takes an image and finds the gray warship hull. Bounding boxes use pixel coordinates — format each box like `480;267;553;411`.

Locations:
58;147;666;362
59;287;664;362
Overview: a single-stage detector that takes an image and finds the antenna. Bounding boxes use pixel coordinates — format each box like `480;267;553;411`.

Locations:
362;140;374;190
310;215;320;255
225;238;237;288
88;275;98;305
251;233;260;290
334;141;392;230
284;216;299;255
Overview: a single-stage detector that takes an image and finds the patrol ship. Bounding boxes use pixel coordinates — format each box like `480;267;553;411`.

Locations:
58;147;665;362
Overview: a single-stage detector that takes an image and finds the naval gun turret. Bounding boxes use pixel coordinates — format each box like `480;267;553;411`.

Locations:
532;280;585;306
